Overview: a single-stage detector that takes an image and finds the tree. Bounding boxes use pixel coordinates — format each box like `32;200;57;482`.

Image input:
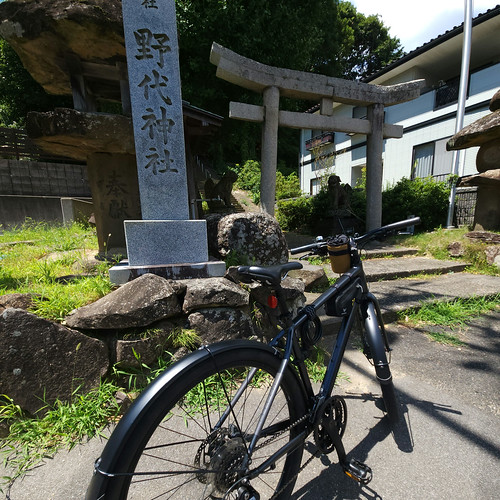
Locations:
329;2;405;80
0;1;403;165
175;1;403;168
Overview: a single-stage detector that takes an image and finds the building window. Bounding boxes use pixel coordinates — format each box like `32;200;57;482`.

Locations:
411;139;454;180
434;77;460;109
412;142;435;178
352;106;367;119
310;177;322;195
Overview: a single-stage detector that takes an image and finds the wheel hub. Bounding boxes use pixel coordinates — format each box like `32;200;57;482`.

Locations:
194;428;248;497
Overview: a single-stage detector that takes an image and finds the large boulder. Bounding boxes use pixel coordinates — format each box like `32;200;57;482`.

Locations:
188;308;256;343
182;277;249;313
0;308;108;415
64;273;180;329
216;213;288;265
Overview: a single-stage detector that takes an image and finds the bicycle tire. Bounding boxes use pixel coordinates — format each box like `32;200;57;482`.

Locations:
362;302;400;424
87;340;308;500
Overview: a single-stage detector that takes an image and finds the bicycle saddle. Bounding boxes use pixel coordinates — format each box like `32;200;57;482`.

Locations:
237;261;303;286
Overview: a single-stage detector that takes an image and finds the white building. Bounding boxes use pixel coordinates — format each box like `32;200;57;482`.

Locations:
299;5;500;195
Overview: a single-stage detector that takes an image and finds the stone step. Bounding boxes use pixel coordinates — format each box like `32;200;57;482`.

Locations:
359;256;469;282
293;254;470;282
362;244;418;259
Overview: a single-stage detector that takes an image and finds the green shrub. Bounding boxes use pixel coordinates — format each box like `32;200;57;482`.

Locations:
275;171;302;200
233;160;302;205
276;197;312;232
382;177;450;231
233;160;261;191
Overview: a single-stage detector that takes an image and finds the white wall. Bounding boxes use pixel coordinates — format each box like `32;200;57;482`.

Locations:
298;62;500;193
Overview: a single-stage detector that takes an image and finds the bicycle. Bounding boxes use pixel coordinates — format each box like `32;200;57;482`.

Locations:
86;216;420;500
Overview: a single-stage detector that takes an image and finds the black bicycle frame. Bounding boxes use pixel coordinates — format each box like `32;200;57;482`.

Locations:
213;260;388;477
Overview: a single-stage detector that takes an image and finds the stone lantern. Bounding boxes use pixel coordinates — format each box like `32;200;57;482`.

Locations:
447;90;500;231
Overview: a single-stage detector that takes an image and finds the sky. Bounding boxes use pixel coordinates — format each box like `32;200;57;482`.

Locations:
351;1;499;52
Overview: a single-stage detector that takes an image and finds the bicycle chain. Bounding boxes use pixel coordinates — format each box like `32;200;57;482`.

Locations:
254;411;318;500
254;411;312;451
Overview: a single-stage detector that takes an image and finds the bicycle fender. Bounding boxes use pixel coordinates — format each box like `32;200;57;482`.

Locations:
362;302;389;368
86;339;292;499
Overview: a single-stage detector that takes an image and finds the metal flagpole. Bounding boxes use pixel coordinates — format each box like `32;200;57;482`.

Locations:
446;0;473;228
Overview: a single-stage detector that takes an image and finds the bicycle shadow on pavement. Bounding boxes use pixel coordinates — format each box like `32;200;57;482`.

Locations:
291;348;500;499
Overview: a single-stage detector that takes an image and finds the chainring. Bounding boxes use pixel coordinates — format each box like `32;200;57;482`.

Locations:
313;396;347;454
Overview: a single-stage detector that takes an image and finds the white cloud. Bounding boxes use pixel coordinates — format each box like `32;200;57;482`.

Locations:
350;1;498;51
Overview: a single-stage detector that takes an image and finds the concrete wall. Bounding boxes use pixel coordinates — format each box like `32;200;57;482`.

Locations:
0;195;63;227
0;159;91;197
0;159;93;228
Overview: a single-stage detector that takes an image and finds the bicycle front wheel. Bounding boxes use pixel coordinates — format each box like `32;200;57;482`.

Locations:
87;340;308;500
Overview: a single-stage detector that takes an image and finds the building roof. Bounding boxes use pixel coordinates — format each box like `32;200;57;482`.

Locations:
364;5;500;86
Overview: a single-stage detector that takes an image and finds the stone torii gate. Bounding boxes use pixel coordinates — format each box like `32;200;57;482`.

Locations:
210;43;425;230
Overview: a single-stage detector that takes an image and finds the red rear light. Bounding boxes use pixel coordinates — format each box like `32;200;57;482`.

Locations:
267;295;278;309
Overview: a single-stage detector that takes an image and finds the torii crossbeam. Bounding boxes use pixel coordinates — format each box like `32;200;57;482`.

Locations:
210;43;425;229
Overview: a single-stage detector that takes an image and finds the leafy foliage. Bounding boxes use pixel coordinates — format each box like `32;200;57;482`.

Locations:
382;177;450;231
331;2;404;80
277;177;452;234
276;197;313;232
175;0;402;166
233;160;302;205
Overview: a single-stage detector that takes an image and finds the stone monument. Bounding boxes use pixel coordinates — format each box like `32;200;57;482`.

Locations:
113;0;224;281
447;90;500;231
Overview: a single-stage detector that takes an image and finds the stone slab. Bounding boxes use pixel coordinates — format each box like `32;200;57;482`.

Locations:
108;260;226;285
124;220;208;266
122;0;189;220
306;272;500;336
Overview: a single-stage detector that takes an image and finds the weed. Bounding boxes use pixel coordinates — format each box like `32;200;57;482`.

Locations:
0;221;110;321
307;255;328;266
224;249;252;268
395;227;500;276
0;382;121;488
168;327;201;350
304;346;349;384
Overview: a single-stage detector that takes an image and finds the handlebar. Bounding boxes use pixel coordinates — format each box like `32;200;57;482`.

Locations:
289;217;421;255
290;241;323;255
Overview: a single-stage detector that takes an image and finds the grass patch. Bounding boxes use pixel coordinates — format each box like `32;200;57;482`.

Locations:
394;227;500;276
399;294;500;328
0;221;114;321
425;331;466;347
0;382;122;488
